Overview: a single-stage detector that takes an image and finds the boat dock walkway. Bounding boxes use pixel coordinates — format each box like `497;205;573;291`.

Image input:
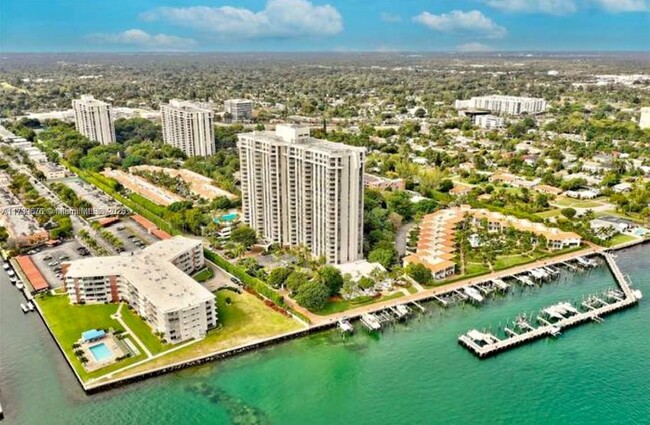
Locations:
459;253;642;358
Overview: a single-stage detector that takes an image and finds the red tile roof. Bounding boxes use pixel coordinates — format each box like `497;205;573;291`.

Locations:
15;255;49;292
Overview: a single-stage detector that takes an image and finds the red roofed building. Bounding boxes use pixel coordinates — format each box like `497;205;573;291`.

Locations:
15;255;50;292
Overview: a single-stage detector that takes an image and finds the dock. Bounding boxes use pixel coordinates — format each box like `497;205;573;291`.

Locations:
459;253;642;358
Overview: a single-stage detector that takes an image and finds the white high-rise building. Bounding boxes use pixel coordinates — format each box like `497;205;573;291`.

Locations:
161;99;215;157
63;237;217;344
237;124;366;264
639;107;650;130
224;99;253;122
455;95;547;115
72;95;116;145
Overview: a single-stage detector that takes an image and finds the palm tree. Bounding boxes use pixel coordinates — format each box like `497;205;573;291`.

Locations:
232;243;246;259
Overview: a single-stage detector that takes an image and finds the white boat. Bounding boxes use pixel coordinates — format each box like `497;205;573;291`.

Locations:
549;326;562;337
543;307;565;320
492;279;509;290
337;319;353;333
463;286;484;303
16;282;24;290
633;289;643;300
9;277;17;285
2;262;10;270
27;301;35;312
20;303;29;313
7;269;15;277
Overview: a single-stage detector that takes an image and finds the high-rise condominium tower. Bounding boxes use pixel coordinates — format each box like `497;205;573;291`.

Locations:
161;99;215;157
237;125;365;264
224;99;253;122
72;95;116;145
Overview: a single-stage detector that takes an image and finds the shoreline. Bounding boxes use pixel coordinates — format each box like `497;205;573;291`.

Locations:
19;238;649;394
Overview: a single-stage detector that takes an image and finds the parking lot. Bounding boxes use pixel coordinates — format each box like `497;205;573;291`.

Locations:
30;239;89;288
61;177;123;215
101;217;160;253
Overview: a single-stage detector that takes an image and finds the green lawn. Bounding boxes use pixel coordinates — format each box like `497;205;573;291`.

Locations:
606;233;638;247
35;294;146;381
493;254;535;270
553;197;602;208
466;262;491;275
193;267;215;282
536;209;562;219
108;290;301;381
314;292;405;316
120;307;172;355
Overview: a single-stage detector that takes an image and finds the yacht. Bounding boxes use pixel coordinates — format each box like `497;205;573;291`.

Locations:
464;286;484;303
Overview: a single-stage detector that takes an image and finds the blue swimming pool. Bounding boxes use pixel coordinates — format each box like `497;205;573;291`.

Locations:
89;343;112;362
214;212;238;223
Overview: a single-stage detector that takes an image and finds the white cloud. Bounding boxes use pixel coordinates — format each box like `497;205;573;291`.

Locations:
484;0;578;15
592;0;648;12
380;12;402;23
413;10;507;39
457;42;494;52
484;0;648;14
86;29;196;50
141;0;343;39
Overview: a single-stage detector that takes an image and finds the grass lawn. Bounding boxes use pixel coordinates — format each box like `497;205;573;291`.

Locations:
493;254;535;270
466;262;490;275
553;197;602;209
536;209;562;219
314;292;405;316
35;294;147;381
120;307;172;355
108;290;301;381
606;233;639;247
406;285;419;294
193;267;214;282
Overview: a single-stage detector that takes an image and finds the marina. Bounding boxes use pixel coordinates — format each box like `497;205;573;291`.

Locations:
459;253;642;358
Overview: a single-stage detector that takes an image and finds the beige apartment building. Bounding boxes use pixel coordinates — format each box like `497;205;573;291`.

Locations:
237;125;366;264
63;237;217;343
72;95;116;144
224;99;253;122
161;99;215;157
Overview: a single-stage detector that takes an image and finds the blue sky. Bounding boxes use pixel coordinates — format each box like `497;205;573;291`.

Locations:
1;0;649;52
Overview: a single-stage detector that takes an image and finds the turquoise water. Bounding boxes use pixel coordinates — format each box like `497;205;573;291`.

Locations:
89;343;112;362
1;246;649;425
214;213;238;223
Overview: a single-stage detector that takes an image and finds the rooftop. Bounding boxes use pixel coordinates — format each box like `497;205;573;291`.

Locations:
64;236;213;312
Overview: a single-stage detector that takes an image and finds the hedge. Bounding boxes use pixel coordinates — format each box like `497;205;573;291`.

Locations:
204;249;285;306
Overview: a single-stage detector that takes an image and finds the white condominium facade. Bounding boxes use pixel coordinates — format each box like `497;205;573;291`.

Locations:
640;107;650;130
224;99;253;122
72;95;116;145
455;95;547;115
238;124;366;264
161;99;215;157
63;237;217;343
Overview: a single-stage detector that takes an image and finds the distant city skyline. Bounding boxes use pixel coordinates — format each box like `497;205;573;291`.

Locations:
1;0;649;52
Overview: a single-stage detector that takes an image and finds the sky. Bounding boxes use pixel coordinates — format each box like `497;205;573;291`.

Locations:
1;0;649;52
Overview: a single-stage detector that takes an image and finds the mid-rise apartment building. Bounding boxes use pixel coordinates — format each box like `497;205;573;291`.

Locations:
224;99;253;122
161;99;215;157
237;125;365;264
640;107;650;130
63;237;217;343
72;95;116;145
455;95;547;115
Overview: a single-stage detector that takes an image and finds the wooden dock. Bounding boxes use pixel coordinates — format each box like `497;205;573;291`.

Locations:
459;253;641;358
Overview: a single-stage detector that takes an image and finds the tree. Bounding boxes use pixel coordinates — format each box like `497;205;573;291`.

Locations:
414;108;426;118
406;263;432;285
286;270;309;294
294;280;330;311
387;190;414;220
230;225;257;248
267;266;292;288
368;247;395;268
561;207;577;219
438;179;454;193
358;277;375;290
316;265;344;296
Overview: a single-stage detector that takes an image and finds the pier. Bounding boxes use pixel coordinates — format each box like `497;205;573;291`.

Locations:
459;253;642;358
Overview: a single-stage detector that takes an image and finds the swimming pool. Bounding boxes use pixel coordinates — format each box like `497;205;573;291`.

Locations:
89;343;112;362
214;212;238;223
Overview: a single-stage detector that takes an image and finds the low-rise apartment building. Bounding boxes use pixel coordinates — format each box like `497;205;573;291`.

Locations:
63;237;217;343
